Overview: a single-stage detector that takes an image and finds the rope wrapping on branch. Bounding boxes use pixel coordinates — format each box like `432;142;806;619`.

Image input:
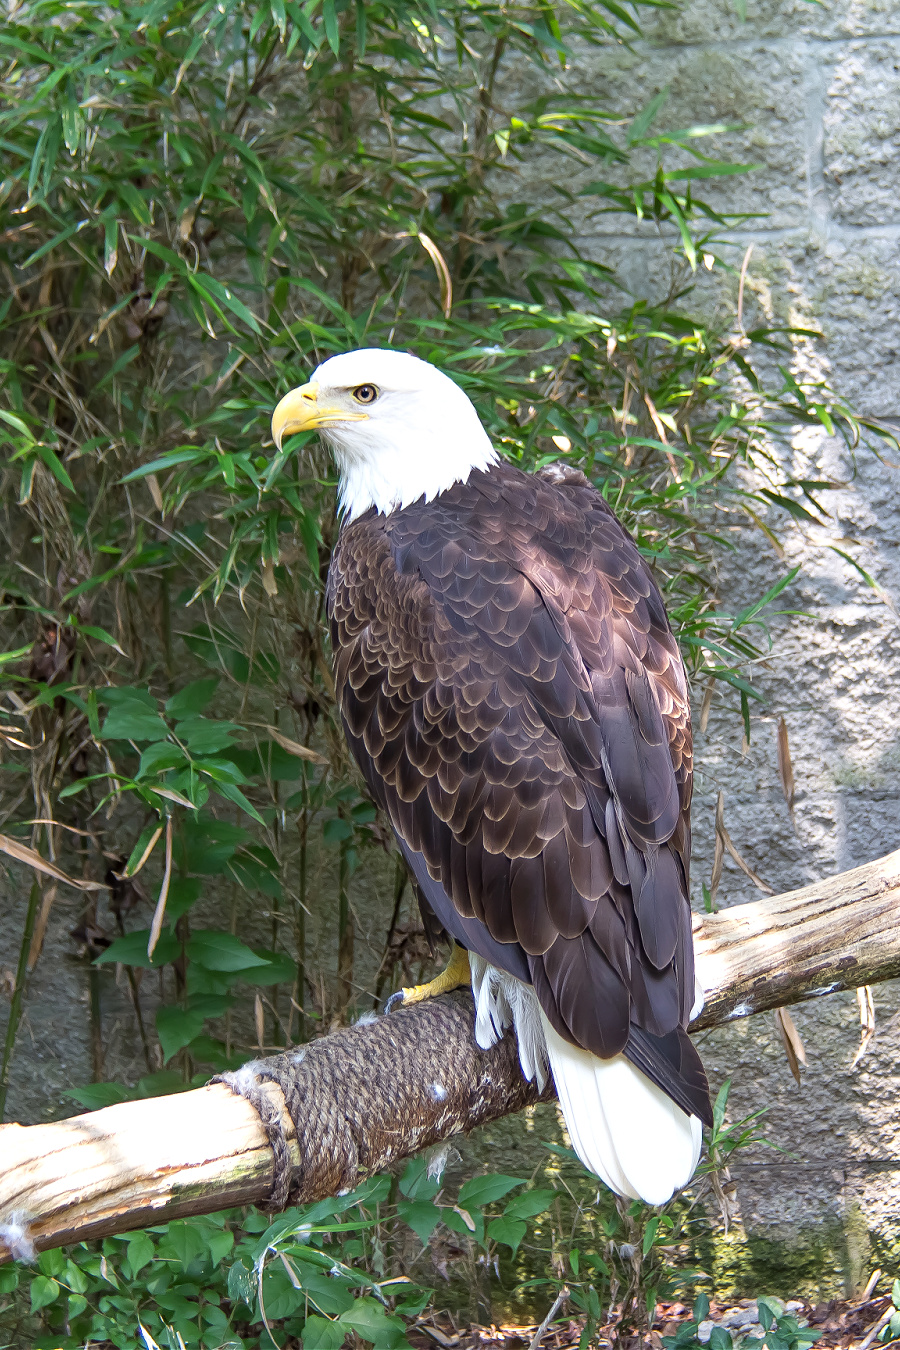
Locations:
215;993;554;1211
213;1065;297;1212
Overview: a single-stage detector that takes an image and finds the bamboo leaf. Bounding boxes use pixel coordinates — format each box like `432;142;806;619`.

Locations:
774;1006;807;1085
251;724;327;763
776;716;795;812
0;409;34;438
0;834;105;891
33;442;76;492
732;566;801;630
322;0;340;54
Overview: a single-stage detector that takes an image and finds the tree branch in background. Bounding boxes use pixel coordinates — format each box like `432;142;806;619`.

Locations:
2;848;900;1263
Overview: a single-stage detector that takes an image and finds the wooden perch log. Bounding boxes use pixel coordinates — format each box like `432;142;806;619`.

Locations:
2;846;900;1262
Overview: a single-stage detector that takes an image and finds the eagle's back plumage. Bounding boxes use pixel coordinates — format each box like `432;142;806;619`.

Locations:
326;460;711;1201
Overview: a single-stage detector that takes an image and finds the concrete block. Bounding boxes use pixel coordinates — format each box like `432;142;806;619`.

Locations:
824;39;900;224
642;0;900;47
554;40;812;231
686;414;900;1280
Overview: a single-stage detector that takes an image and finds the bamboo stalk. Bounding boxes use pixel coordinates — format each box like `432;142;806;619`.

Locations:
2;847;900;1262
0;881;41;1121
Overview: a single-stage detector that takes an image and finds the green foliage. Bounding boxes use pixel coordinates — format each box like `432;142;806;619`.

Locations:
0;0;893;1109
0;1164;576;1347
505;1082;781;1344
878;1279;900;1343
750;1296;823;1350
0;1087;829;1349
0;1127;770;1349
664;1293;823;1350
0;2;894;1344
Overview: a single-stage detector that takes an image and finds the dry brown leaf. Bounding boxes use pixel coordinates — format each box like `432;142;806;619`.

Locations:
146;817;173;962
27;883;57;971
417;233;452;318
0;729;33;751
279;1252;303;1290
419;1322;456;1347
617;374;634;467
253;724;326;764
736;242;754;332
25;819;97;838
699;681;714;736
261;558;278;597
145;473;164;513
254;991;265;1050
709;1158;738;1236
708;834;725;912
723;834;774;894
775;1006;807;1085
0;833;105;891
178;204;197;241
708;790;726;911
123;823;163;880
777;716;795;811
643;391;680;478
851;985;876;1069
714;791;775;895
643;391;669;444
152;786;195;809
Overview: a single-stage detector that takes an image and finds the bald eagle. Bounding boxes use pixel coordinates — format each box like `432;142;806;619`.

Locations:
272;349;711;1205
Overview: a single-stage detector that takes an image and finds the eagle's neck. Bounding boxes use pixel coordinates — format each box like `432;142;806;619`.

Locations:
329;407;498;521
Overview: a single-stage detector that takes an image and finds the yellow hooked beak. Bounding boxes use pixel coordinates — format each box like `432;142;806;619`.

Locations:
270;381;368;449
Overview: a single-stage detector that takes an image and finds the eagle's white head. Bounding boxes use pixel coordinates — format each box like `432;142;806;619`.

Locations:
270;348;498;520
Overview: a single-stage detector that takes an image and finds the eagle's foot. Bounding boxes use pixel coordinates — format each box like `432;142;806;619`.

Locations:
384;942;471;1014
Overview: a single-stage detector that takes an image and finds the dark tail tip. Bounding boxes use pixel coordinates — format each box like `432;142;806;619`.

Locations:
624;1024;713;1128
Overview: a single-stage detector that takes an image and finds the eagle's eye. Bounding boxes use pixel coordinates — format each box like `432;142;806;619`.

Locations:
352;384;379;405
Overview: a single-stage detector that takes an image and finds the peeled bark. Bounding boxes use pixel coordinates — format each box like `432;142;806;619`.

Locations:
2;847;900;1262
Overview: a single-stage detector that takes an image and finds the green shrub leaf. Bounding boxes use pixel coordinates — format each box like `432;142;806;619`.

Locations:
503;1188;556;1220
187;930;271;971
30;1275;59;1312
95;930;180;969
457;1174;525;1208
397;1198;443;1246
487;1215;527;1254
156;1005;209;1062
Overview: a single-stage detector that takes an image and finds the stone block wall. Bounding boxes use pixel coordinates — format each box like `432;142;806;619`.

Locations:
566;0;900;1295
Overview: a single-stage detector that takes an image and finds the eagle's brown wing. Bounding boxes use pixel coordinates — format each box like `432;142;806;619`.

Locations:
327;460;710;1125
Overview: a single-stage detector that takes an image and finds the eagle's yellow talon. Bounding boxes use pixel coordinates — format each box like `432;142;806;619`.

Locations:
385;943;470;1012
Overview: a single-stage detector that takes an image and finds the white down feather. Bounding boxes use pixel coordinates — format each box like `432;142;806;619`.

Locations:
469;955;703;1206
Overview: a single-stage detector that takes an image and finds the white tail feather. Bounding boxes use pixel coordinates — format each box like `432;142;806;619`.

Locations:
540;1011;702;1206
467;957;701;1205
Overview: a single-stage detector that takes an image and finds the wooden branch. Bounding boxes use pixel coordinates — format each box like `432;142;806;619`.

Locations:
690;846;900;1028
2;847;900;1262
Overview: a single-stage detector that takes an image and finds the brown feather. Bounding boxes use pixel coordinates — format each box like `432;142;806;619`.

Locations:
326;460;707;1124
